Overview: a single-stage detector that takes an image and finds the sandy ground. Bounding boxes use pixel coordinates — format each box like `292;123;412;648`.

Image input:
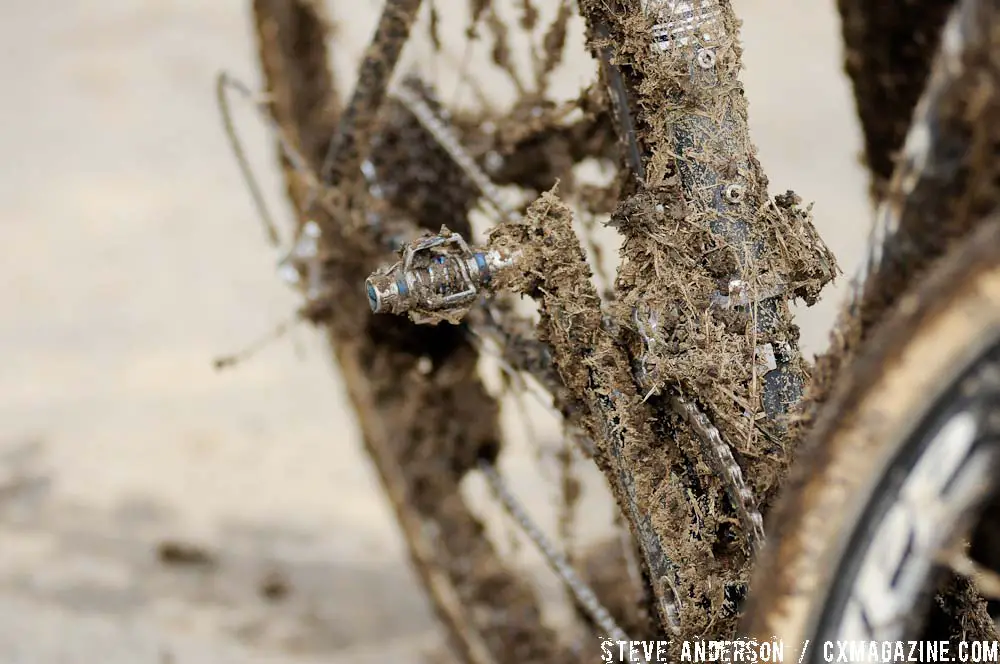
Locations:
0;1;870;662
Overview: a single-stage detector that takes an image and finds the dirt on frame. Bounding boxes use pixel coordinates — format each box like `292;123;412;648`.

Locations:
564;0;838;646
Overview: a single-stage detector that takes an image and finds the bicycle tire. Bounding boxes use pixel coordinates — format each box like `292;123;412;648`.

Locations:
744;215;1000;659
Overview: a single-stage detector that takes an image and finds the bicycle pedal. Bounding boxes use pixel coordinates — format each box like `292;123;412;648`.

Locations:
366;228;517;321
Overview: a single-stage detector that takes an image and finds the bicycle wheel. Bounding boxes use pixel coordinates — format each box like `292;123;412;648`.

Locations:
744;215;1000;659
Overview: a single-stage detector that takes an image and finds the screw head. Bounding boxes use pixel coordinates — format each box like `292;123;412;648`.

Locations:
724;183;745;204
696;48;716;69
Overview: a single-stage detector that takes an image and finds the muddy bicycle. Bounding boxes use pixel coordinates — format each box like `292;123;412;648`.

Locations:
218;0;1000;661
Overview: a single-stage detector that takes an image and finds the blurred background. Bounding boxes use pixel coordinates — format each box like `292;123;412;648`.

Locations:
0;1;869;662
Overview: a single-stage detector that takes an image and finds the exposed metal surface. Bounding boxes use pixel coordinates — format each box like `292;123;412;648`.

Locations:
365;229;520;321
